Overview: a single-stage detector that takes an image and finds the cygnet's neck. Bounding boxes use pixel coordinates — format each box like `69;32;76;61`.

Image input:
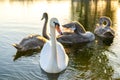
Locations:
42;16;50;39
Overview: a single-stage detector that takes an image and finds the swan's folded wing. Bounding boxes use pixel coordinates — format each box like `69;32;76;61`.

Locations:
57;42;69;69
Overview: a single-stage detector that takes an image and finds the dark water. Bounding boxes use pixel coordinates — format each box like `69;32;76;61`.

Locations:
0;0;120;80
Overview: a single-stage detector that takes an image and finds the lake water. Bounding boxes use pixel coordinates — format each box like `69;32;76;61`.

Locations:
0;0;120;80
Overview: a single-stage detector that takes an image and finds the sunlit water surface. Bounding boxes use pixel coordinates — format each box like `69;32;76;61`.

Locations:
0;0;120;80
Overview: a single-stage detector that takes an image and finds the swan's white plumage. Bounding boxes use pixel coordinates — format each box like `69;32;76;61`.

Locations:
39;18;69;73
40;41;69;73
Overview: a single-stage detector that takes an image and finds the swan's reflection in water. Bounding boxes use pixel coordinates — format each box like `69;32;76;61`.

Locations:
13;49;41;61
13;40;113;79
40;69;60;80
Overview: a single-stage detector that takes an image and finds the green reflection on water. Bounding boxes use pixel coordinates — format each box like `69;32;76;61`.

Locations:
69;0;117;79
66;41;113;79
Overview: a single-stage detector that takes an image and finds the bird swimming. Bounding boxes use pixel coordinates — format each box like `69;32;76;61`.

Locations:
12;12;62;51
56;21;95;44
39;18;69;73
94;16;115;39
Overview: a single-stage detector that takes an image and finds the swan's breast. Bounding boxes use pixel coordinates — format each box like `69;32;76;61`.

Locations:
40;41;68;72
39;41;52;70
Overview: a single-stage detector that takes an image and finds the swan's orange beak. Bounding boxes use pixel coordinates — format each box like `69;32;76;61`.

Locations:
55;25;63;35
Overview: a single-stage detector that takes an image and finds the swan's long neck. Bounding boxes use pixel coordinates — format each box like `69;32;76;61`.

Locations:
50;26;58;69
99;17;112;27
104;17;112;27
78;31;85;37
78;31;89;38
105;19;112;30
74;22;86;34
42;16;50;39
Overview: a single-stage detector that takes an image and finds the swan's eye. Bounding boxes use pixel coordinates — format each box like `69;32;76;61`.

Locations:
53;22;60;26
53;21;56;24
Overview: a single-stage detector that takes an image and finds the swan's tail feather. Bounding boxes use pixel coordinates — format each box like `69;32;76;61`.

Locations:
12;44;22;50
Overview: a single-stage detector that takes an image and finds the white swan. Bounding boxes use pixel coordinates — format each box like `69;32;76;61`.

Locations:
39;18;69;73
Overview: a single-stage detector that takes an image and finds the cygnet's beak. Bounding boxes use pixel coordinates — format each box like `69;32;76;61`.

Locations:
41;17;44;20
